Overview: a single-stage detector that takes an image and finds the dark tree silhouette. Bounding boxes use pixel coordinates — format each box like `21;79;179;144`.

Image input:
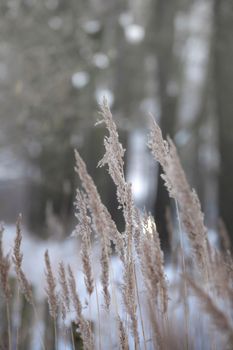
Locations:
214;0;233;244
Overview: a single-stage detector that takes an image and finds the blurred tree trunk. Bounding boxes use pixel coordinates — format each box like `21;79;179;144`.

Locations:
214;0;233;244
148;0;178;253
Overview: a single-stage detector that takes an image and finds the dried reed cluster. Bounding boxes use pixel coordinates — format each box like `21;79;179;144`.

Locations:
0;99;233;350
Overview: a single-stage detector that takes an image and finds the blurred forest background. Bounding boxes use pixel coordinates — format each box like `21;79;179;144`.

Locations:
0;0;233;248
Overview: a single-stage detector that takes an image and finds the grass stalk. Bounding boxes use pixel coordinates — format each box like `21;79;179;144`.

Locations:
32;302;46;350
71;326;75;350
134;265;147;350
175;199;189;350
54;319;58;350
94;280;102;350
6;301;12;350
16;287;20;350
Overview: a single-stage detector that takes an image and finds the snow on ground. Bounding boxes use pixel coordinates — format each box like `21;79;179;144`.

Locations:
1;224;227;349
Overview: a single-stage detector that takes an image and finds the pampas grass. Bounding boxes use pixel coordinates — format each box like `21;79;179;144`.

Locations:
0;99;233;349
13;215;33;304
0;224;11;301
67;264;94;350
0;224;12;350
58;261;70;321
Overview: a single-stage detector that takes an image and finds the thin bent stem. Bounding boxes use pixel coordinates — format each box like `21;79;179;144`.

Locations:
32;303;46;350
89;233;101;350
71;326;75;350
94;280;102;350
175;199;189;350
6;301;12;350
63;322;67;350
109;260;119;315
89;294;92;329
109;259;121;345
16;287;20;350
54;319;58;350
134;265;147;350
